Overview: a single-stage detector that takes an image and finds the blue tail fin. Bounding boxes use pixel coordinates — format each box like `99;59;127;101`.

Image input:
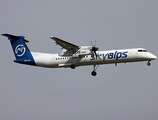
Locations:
2;34;36;66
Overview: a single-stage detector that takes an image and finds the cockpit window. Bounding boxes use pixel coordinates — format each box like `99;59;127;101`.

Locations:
138;50;143;52
138;50;148;52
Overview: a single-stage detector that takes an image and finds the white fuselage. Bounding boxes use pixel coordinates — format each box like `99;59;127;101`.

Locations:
31;48;157;68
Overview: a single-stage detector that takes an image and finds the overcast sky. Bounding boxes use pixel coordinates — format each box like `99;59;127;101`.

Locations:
0;0;158;120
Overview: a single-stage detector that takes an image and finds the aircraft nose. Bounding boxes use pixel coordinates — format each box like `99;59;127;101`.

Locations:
149;53;157;60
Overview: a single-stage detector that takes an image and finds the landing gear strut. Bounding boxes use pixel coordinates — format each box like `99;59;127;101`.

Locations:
91;65;99;76
70;57;79;69
147;60;151;66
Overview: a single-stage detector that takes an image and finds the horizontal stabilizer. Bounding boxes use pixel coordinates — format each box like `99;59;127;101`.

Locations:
1;33;29;42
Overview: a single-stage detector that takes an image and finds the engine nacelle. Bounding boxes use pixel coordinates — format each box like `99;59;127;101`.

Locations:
59;47;92;57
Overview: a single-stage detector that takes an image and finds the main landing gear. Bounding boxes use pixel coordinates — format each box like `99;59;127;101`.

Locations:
91;65;99;76
147;60;151;66
70;57;79;69
69;56;99;76
70;64;76;69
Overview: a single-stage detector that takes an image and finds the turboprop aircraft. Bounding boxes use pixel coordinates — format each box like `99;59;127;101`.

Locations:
2;33;157;76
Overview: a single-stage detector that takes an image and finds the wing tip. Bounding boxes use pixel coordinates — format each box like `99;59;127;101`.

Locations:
50;36;59;40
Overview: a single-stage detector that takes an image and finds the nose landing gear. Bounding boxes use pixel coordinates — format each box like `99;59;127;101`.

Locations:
147;60;151;66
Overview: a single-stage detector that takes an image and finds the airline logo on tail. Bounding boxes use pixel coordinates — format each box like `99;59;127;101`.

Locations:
15;44;25;57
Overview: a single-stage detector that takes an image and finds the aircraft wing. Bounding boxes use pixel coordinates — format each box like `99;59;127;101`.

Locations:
50;37;80;51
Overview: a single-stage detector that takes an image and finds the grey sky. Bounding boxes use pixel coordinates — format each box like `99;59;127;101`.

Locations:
0;0;158;120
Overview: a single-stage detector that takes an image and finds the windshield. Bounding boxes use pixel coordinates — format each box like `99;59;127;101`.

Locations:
138;49;148;52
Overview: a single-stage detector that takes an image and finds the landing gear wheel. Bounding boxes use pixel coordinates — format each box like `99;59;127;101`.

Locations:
147;62;151;66
70;64;76;69
91;71;97;76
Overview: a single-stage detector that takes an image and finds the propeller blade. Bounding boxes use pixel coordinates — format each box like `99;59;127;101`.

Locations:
94;40;97;47
91;41;94;47
94;51;97;57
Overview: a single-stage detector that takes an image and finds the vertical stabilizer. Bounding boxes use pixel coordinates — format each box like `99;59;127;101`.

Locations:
2;34;36;66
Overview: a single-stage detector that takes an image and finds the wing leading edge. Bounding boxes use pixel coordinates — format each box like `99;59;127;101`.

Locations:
50;37;80;51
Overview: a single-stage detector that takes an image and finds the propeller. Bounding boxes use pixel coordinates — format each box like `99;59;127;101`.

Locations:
91;40;99;57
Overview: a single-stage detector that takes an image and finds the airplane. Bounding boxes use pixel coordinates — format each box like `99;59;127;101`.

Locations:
2;33;157;76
